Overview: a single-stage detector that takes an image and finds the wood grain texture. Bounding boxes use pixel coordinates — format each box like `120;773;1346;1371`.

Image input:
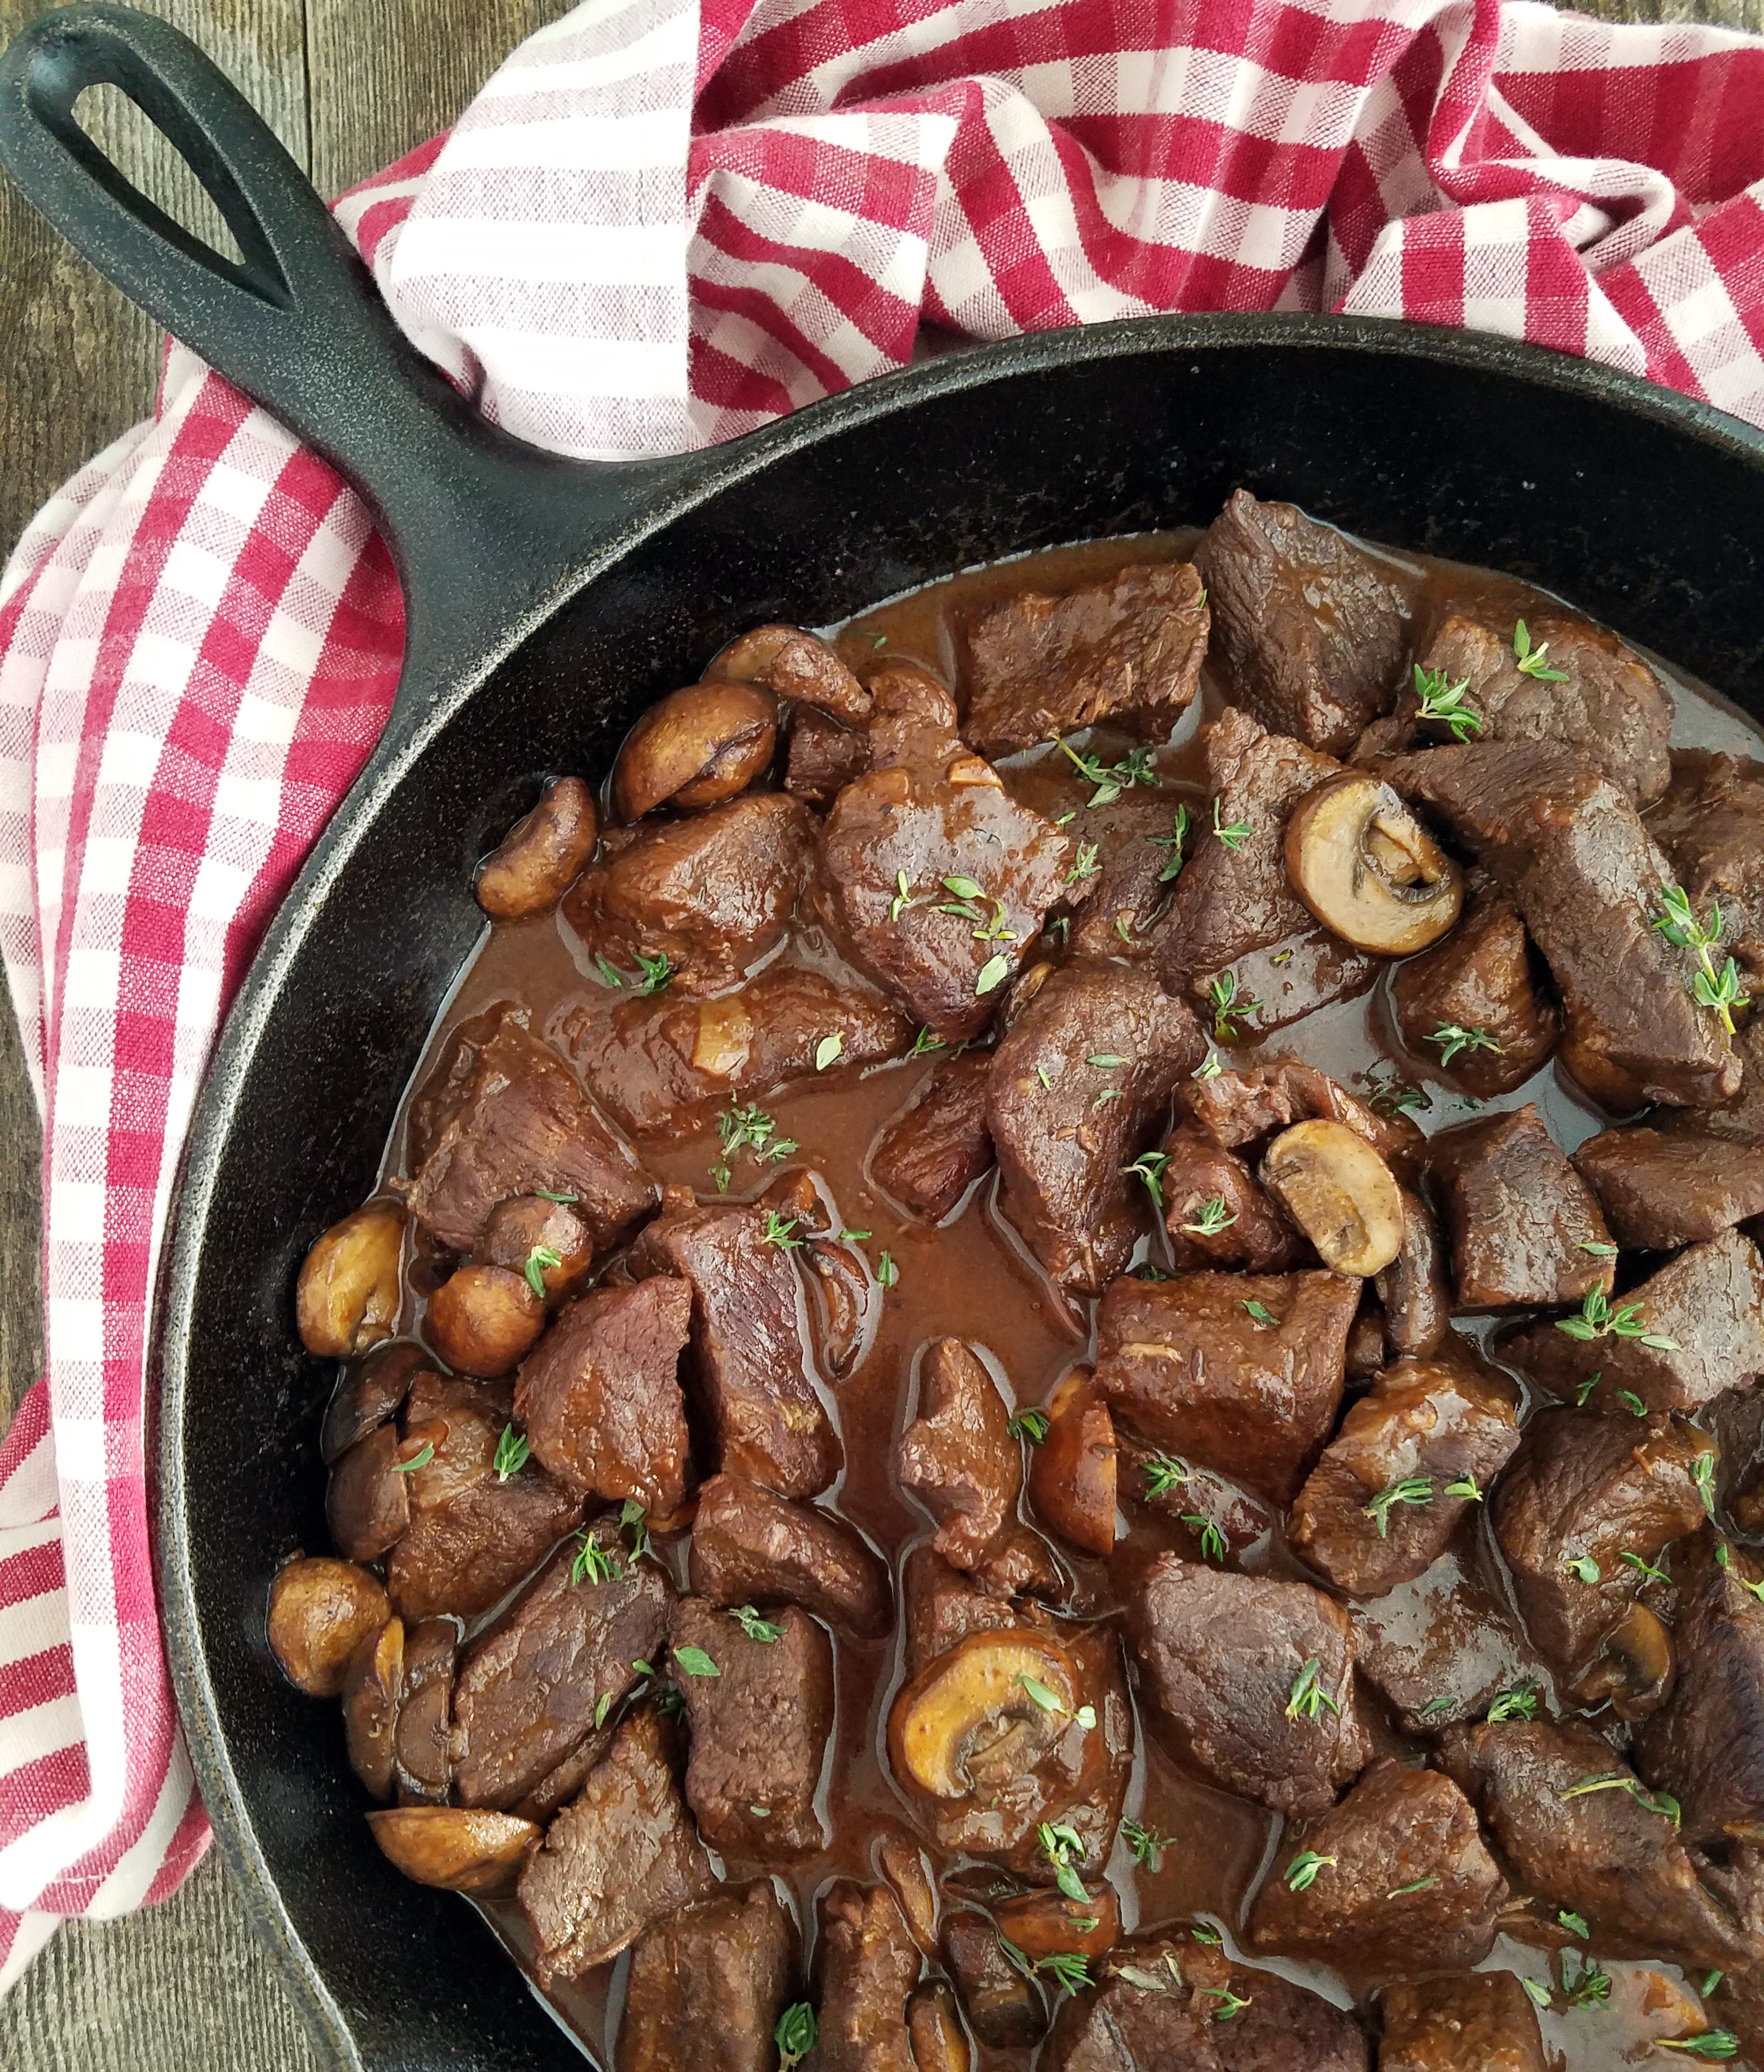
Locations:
0;0;1755;2062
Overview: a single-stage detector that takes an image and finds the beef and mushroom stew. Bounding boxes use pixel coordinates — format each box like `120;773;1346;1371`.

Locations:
275;494;1764;2070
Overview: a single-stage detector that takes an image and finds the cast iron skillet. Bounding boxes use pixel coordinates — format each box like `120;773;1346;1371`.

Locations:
6;5;1764;2067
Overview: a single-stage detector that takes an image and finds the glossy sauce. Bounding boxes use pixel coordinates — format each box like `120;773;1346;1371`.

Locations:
363;526;1764;2069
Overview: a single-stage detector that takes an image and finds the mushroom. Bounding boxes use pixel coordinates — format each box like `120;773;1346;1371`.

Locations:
994;1881;1121;1962
1261;1118;1405;1276
366;1807;540;1891
266;1556;391;1698
424;1263;545;1377
320;1339;429;1465
888;1632;1082;1801
907;1982;972;2072
474;775;598;918
1373;1186;1451;1358
1026;1369;1116;1557
296;1202;405;1358
341;1616;404;1800
1284;773;1464;955
393;1618;458;1804
705;623;872;724
612;681;778;821
325;1424;411;1563
1576;1601;1675;1720
478;1195;594;1300
877;1833;941;1958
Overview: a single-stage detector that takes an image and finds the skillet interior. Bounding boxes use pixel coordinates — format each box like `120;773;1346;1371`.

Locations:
156;319;1764;2071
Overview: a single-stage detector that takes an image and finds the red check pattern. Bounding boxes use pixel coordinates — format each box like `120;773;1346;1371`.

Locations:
1;0;1763;1987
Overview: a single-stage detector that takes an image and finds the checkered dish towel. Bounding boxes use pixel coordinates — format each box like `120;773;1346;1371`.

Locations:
1;0;1762;1990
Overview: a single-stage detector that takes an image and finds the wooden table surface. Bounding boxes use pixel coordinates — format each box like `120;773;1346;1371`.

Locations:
1;0;1760;2062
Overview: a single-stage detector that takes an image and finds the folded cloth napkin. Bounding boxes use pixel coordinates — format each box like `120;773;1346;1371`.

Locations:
1;0;1762;1989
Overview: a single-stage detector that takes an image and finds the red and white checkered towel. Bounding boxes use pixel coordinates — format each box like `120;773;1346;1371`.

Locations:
1;0;1762;1990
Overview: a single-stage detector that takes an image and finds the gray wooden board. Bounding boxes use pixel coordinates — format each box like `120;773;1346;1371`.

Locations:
0;0;1754;2060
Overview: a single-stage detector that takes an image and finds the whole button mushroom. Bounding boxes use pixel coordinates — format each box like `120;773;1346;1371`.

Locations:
266;1556;391;1698
1284;772;1464;954
367;1807;540;1891
611;682;777;822
424;1263;545;1377
1261;1118;1405;1276
474;776;599;919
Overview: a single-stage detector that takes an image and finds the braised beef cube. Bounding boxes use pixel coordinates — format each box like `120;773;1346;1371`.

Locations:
1194;489;1408;755
1391;871;1559;1097
327;1423;411;1563
942;1909;1046;2048
1096;1269;1357;1506
1573;1126;1764;1250
1424;1104;1614;1310
1201;1958;1372;2072
1289;1351;1520;1597
817;666;1077;1042
1346;1298;1388;1377
1177;1055;1424;1185
989;961;1208;1295
515;1727;615;1825
629;1191;840;1499
452;1530;673;1810
562;964;911;1137
669;1596;831;1857
901;1542;1021;1678
1442;1714;1762;1969
1247;1759;1505;1969
1411;601;1673;806
386;1370;584;1622
1161;1126;1307;1272
1377;1971;1548;2072
1651;747;1764;919
512;1279;691;1516
1069;788;1196;961
961;561;1209;756
321;1339;426;1466
688;1472;891;1642
517;1708;716;1986
1374;1188;1450;1359
1638;1534;1764;1846
618;1881;797;2072
1662;1009;1764;1146
1492;1405;1713;1692
812;1878;921;2072
1502;1227;1764;1413
1351;1551;1546;1733
1369;740;1740;1107
562;792;814;996
870;1053;993;1223
1118;1436;1275;1562
393;1617;457;1804
785;706;870;802
1129;1556;1370;1817
1153;707;1380;1023
403;1006;658;1254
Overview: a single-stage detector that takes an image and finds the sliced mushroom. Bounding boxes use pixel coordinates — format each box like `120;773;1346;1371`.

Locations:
326;1424;411;1563
877;1832;941;1959
366;1807;540;1891
907;1980;973;2072
994;1881;1121;1962
424;1264;545;1377
705;623;872;724
266;1556;391;1698
341;1616;404;1800
1026;1369;1116;1558
320;1339;429;1465
1284;773;1464;955
612;682;778;821
888;1631;1081;1800
1576;1600;1675;1720
1261;1118;1404;1276
474;775;598;918
296;1203;405;1358
1373;1186;1450;1357
394;1617;459;1804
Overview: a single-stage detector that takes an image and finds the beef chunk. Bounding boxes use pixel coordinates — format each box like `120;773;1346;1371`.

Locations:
1638;1533;1764;1846
392;1617;456;1804
1410;601;1673;805
452;1531;671;1810
1194;489;1408;754
988;961;1207;1294
403;1006;657;1255
688;1473;891;1642
1289;1350;1521;1597
561;965;911;1137
1370;740;1740;1106
1129;1556;1370;1817
517;1709;716;1986
1573;1126;1764;1250
1650;747;1764;920
1096;1269;1358;1506
1247;1759;1505;1970
1502;1227;1764;1413
901;1542;1021;1678
1492;1406;1714;1694
961;561;1209;756
1664;1012;1764;1145
629;1191;840;1499
897;1338;1058;1598
562;792;814;996
1068;788;1194;961
812;1879;921;2072
1375;1188;1450;1359
870;1052;994;1223
618;1881;797;2072
942;1909;1046;2048
1160;1128;1306;1272
1176;1055;1424;1185
385;1370;584;1621
1390;872;1559;1097
327;1423;411;1563
1351;1551;1545;1734
1443;1714;1762;1968
1118;1437;1276;1562
512;1279;691;1517
1154;708;1380;1024
816;666;1077;1041
785;706;870;802
1376;1971;1548;2072
670;1596;832;1856
1423;1104;1613;1310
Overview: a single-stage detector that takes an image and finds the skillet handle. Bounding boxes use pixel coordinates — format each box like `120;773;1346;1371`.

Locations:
0;3;681;737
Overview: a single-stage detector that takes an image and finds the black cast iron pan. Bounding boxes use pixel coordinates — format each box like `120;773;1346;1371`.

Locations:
5;6;1764;2066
